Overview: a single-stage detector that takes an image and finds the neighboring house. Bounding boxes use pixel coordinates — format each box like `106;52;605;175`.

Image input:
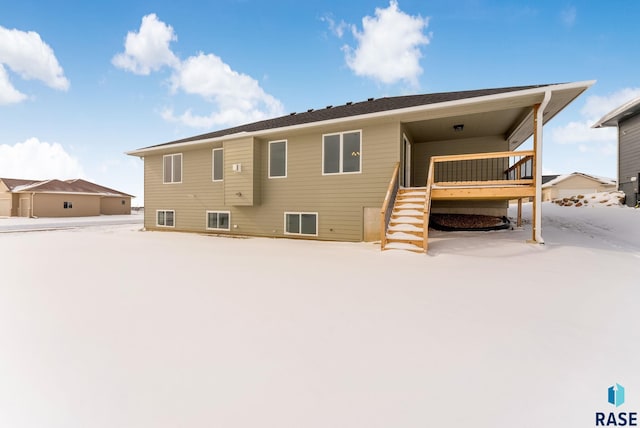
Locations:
541;172;616;201
127;81;593;252
0;178;133;217
593;96;640;207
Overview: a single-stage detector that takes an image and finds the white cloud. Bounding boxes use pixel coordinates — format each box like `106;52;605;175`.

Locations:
550;119;616;145
0;137;85;179
550;87;640;154
168;53;284;127
580;87;640;119
0;64;27;104
321;15;349;38
0;25;69;104
112;13;179;75
560;6;576;27
341;1;430;86
114;14;283;128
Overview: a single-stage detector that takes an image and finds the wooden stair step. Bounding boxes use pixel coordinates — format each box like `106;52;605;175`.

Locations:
388;223;423;232
383;241;424;253
389;217;423;224
394;203;423;209
388;230;423;238
392;209;423;215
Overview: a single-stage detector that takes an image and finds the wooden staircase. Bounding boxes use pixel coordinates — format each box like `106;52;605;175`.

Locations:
384;187;427;252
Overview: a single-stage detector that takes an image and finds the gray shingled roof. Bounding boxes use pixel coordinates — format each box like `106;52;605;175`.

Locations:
145;84;552;149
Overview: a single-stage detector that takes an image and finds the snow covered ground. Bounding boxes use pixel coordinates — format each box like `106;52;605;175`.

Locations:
1;202;639;428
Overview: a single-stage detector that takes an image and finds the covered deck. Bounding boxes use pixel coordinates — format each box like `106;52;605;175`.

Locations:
381;98;556;252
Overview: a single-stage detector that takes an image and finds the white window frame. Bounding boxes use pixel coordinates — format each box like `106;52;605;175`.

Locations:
212;148;224;182
268;140;287;179
284;212;318;236
322;130;362;176
206;210;231;231
163;153;183;184
156;209;175;227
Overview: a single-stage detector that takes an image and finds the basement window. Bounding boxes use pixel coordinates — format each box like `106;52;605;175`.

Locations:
206;211;230;231
284;212;317;236
157;210;175;227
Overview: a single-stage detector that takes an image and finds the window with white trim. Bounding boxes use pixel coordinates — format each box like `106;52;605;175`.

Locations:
322;130;361;175
157;210;175;227
212;148;223;181
206;211;230;230
269;140;287;178
284;212;317;236
163;154;182;183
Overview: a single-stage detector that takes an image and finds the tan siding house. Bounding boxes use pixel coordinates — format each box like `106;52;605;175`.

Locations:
541;173;616;201
0;178;133;217
128;82;593;251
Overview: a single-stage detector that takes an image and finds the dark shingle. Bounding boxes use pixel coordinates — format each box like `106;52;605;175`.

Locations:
143;84;553;149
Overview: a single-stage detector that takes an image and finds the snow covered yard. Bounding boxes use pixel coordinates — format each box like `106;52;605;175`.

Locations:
1;202;639;428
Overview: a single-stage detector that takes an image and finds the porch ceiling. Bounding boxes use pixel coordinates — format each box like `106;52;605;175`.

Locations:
402;83;591;150
403;106;530;144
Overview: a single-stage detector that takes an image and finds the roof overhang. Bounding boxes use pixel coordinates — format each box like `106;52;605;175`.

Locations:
592;95;640;128
127;81;595;157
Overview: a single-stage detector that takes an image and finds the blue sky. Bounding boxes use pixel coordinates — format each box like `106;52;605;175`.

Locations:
1;0;639;203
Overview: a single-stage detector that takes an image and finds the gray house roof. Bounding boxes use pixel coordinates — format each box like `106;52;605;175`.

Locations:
593;95;640;128
140;84;552;149
128;81;595;156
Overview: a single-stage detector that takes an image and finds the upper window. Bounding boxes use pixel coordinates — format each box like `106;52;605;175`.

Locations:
157;210;175;227
163;154;182;183
212;148;224;182
206;211;230;231
322;131;361;175
269;140;287;178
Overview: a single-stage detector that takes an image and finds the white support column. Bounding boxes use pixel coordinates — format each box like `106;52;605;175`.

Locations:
532;90;551;244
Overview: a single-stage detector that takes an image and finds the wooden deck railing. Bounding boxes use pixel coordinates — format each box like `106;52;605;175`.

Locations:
380;162;400;250
431;150;535;187
423;150;536;252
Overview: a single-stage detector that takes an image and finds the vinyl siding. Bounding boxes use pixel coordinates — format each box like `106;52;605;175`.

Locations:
143;122;400;241
224;138;258;206
144;144;224;231
100;196;132;215
619;114;640;206
0;182;10;216
33;194;101;217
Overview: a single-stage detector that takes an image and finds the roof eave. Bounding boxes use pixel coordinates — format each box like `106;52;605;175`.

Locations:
593;96;640;128
127;80;596;157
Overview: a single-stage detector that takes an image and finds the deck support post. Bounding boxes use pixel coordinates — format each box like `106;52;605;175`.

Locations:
531;103;540;242
517;198;522;228
531;91;550;244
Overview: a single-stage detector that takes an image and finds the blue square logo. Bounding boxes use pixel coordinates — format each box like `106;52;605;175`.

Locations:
608;383;625;407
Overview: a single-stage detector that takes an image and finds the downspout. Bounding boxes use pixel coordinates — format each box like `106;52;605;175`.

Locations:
533;89;552;244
